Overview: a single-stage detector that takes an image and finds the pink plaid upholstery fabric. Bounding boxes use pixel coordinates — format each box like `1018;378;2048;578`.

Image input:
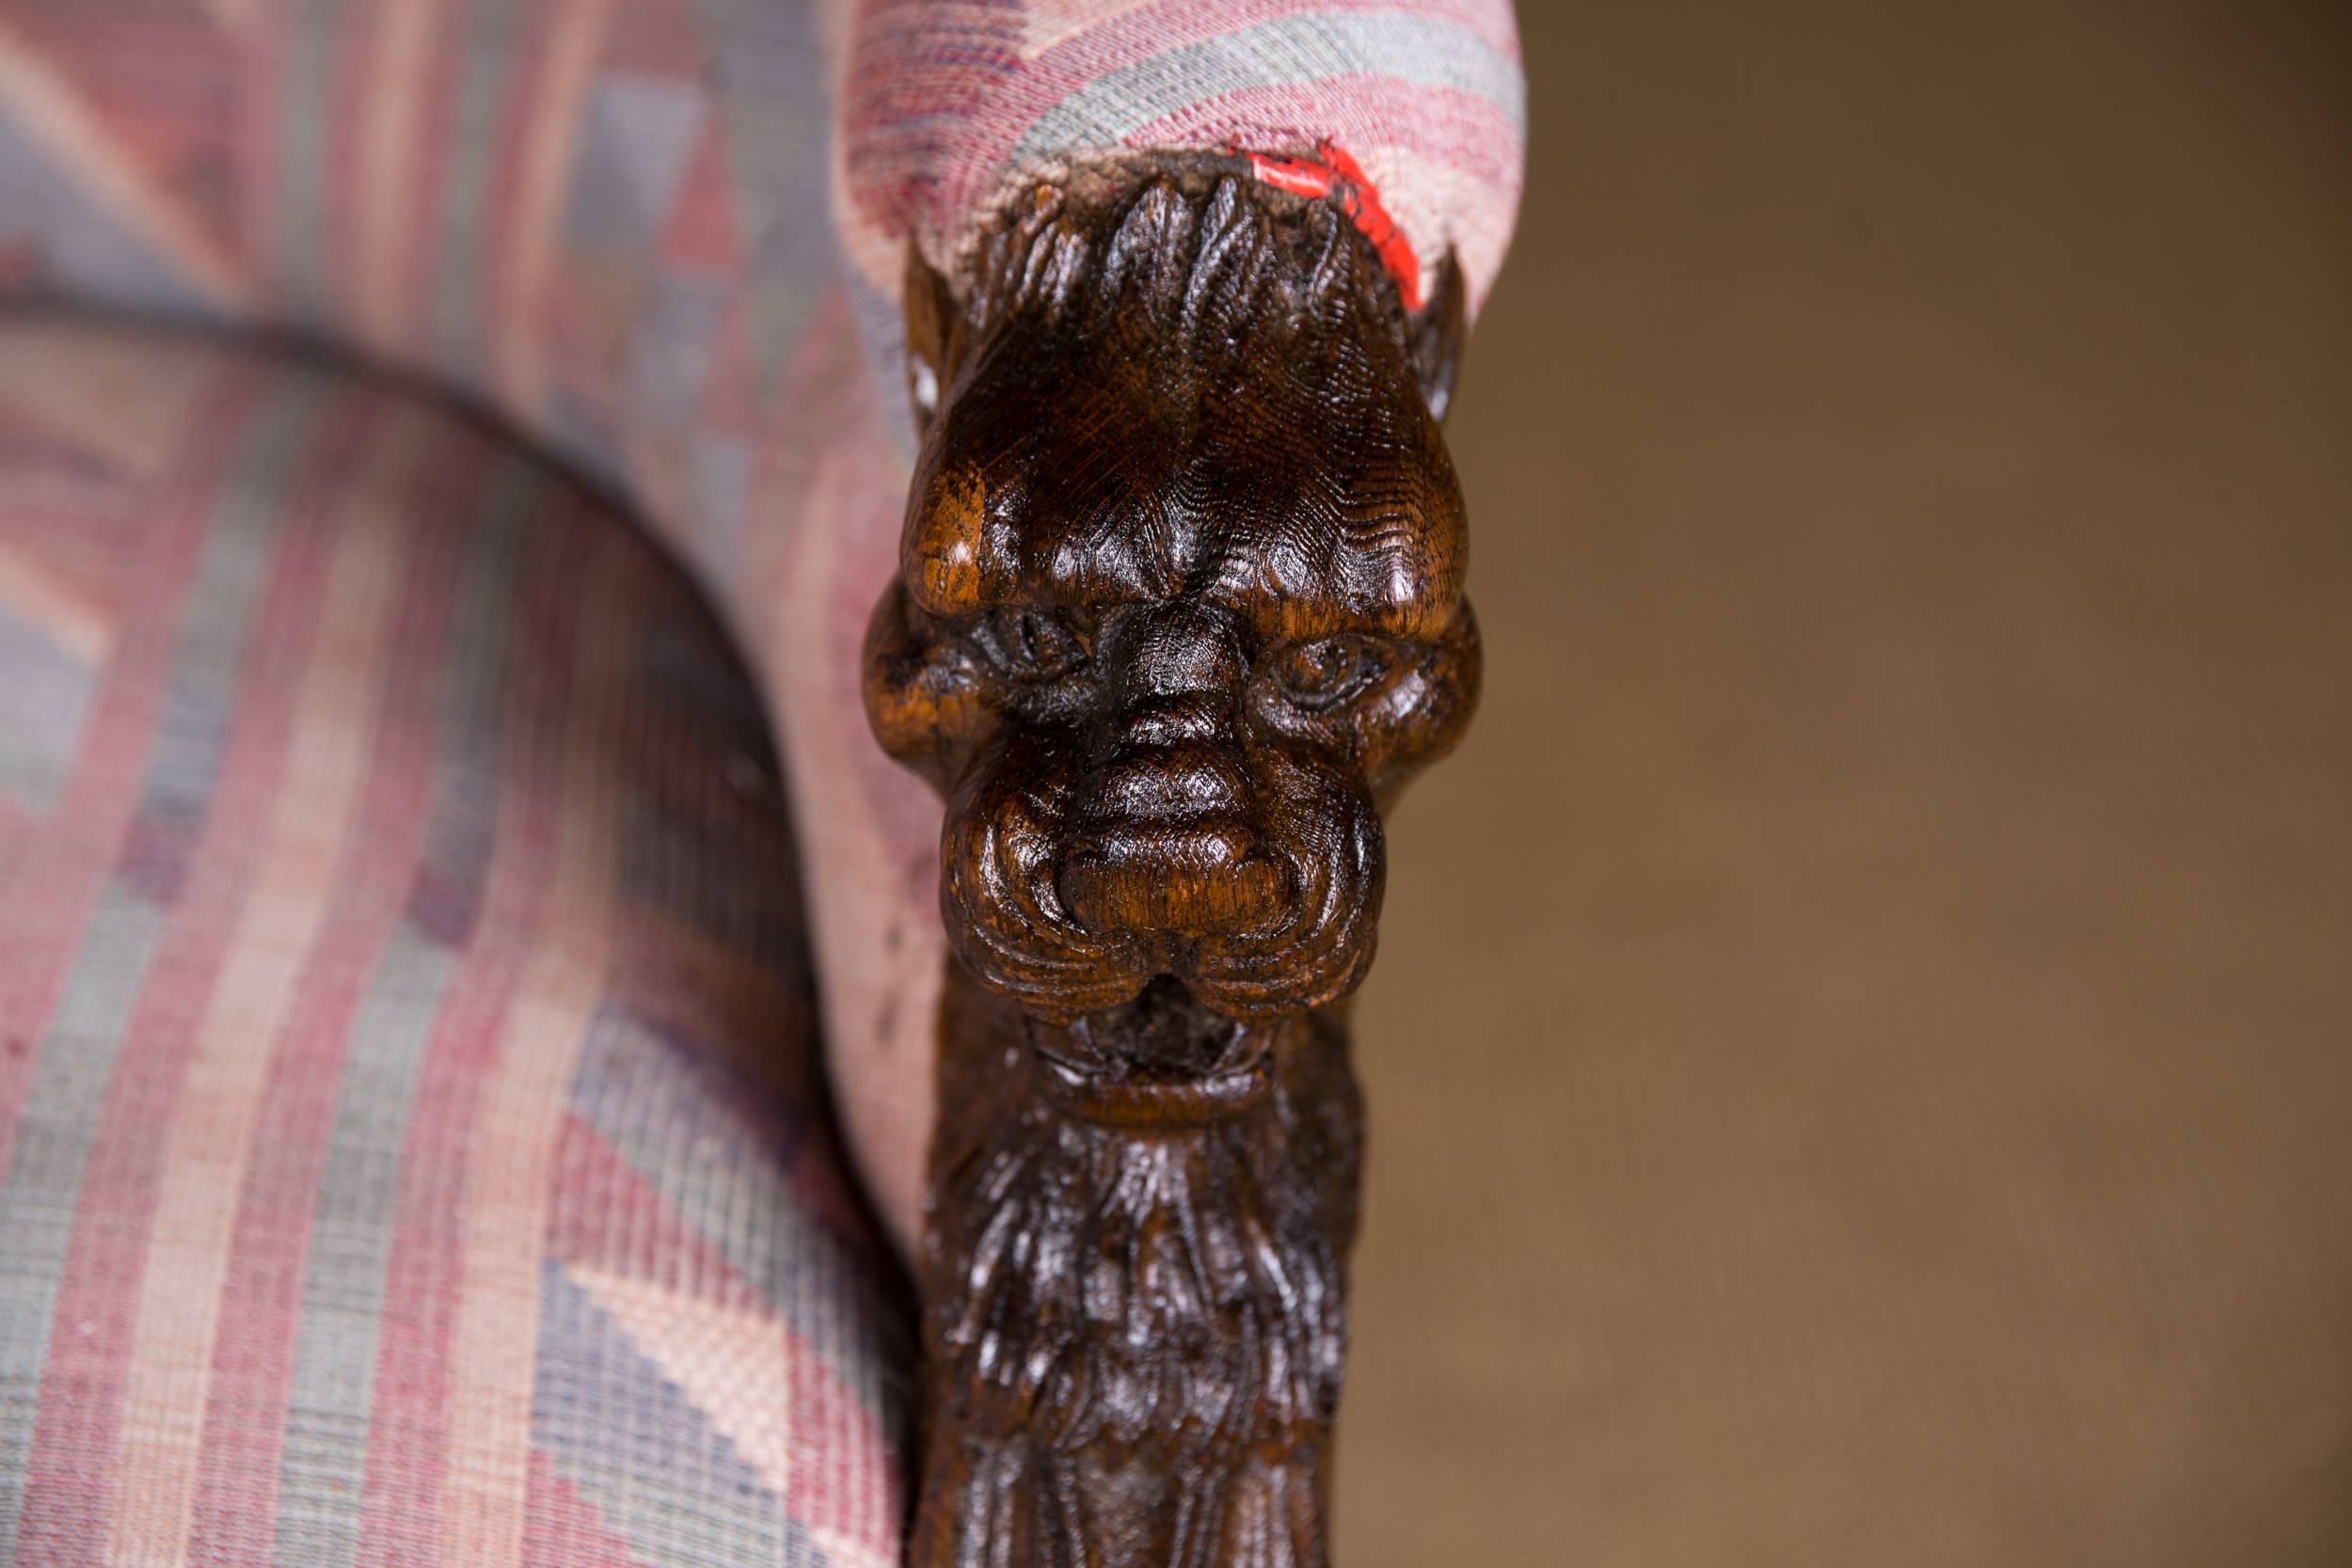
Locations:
0;2;1524;1563
838;0;1526;318
0;324;904;1568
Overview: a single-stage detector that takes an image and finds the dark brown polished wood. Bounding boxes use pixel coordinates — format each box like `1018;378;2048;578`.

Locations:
864;154;1478;1567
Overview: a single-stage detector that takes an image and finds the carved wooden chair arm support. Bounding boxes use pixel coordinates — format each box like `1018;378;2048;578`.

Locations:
863;153;1480;1568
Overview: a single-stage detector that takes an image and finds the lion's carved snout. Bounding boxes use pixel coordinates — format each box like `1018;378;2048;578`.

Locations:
1037;673;1381;1019
1057;845;1289;944
865;561;1475;1022
1058;611;1293;943
1057;753;1290;941
1057;727;1292;942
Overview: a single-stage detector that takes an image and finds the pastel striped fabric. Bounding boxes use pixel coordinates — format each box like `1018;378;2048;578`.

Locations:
0;2;1524;1563
838;0;1526;320
0;325;904;1567
0;0;954;1311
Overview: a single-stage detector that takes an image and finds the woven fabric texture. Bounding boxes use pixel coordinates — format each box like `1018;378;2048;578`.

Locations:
0;3;954;1213
0;323;905;1568
838;0;1526;319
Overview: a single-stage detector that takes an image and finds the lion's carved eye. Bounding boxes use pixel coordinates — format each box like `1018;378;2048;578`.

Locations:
972;606;1088;683
1271;634;1389;712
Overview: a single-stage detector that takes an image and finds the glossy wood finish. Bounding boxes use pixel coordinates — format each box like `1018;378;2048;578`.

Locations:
865;155;1477;1566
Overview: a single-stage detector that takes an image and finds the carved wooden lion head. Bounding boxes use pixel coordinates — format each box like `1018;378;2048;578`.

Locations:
866;162;1480;1025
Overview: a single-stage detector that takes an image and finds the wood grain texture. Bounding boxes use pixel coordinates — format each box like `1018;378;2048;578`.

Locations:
864;156;1476;1566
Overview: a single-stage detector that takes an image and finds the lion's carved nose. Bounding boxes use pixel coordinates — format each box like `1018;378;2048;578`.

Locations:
1058;832;1286;937
1063;720;1285;938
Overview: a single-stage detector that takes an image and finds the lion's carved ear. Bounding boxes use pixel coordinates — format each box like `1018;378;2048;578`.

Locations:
1408;250;1469;423
904;244;962;435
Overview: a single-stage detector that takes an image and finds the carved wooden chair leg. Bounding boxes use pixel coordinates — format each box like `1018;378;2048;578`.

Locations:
864;154;1480;1568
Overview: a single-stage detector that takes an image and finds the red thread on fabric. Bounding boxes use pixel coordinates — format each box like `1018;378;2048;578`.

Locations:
1242;143;1423;311
1244;150;1336;200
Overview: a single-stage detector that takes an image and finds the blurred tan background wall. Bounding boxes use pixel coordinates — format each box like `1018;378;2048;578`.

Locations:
1336;3;2351;1563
